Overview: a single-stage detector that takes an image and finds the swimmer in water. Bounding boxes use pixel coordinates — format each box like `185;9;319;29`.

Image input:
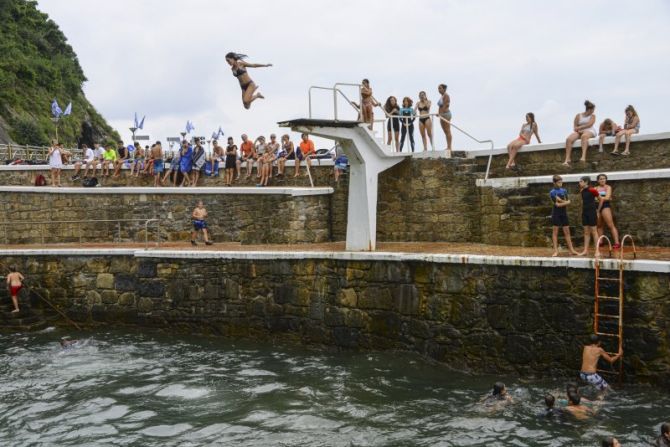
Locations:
60;336;79;348
655;422;670;447
482;381;513;410
601;437;621;447
564;390;593;420
540;393;561;418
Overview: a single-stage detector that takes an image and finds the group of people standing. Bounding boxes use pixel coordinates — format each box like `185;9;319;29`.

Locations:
359;80;454;156
505;101;641;171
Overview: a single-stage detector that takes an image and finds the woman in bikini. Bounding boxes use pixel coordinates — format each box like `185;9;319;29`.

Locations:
505;113;541;171
564;100;596;165
437;84;452;156
225;52;272;110
384;96;400;151
360;79;378;130
611;105;640;156
595;173;620;249
415;91;434;151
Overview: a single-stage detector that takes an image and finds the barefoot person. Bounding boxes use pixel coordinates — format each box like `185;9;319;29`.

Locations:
191;200;213;246
505;113;541;171
564;100;596;165
384;96;400;151
296;133;315;177
597;119;620;153
151;142;164;187
225;52;272;110
549;175;579;257
437;84;452;156
596;174;620;250
360;79;378;130
580;334;623;393
577;176;600;256
415;91;434;151
611;105;640;156
47;141;63;186
6;266;24;313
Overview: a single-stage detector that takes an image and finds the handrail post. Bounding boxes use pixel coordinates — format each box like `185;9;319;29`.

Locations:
117;221;121;243
308;87;313;118
333;88;338;121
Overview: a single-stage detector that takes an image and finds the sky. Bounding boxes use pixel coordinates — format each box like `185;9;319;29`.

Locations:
37;0;670;153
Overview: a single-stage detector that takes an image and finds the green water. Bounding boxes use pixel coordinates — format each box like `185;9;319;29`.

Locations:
0;329;667;446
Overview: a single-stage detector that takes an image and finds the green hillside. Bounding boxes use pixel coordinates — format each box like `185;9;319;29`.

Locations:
0;0;120;147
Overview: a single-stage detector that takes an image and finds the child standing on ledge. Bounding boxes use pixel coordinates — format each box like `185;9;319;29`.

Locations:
550;175;579;257
578;176;600;256
6;266;24;313
191;201;214;246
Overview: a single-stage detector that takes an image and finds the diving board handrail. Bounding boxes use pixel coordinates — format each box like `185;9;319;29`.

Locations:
308;83;362;122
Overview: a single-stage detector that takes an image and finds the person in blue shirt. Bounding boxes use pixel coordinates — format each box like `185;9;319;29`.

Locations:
333;153;348;183
179;140;193;187
550;175;579;257
399;97;416;152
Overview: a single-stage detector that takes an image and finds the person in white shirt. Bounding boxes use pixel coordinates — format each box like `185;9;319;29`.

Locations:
71;144;96;180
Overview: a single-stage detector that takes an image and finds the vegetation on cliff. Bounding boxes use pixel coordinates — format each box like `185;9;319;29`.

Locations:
0;0;119;147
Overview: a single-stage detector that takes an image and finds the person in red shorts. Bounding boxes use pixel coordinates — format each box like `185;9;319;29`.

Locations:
296;133;315;177
6;265;24;313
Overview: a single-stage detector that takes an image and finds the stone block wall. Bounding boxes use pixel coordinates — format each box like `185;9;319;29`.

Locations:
476;138;670;178
0;191;332;245
5;254;670;386
478;178;670;247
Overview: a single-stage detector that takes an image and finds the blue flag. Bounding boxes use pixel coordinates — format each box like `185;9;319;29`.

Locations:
211;131;218;140
217;126;224;138
51;99;62;118
138;115;145;130
186;121;195;133
63;102;72;116
134;112;139;129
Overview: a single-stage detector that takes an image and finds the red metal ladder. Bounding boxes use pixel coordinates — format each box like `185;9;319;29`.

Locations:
593;234;636;383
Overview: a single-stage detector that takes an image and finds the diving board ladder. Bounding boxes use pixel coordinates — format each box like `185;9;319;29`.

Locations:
593;234;636;384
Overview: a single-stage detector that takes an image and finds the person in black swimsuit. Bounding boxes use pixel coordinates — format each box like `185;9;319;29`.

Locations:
384;96;400;151
415;91;434;151
225;52;272;110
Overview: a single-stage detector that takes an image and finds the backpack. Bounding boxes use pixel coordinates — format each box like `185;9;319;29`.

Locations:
82;177;98;187
34;174;47;186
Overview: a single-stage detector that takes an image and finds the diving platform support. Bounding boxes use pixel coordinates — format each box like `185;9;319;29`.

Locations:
278;119;408;251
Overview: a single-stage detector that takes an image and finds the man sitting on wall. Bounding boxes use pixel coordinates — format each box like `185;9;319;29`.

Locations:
72;144;96;180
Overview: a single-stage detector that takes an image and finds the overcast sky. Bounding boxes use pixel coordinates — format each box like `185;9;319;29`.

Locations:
37;0;670;152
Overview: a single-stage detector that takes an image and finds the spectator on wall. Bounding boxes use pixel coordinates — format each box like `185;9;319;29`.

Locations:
611;105;640;156
47;141;63;186
151;142;164;187
563;100;596;165
240;134;256;178
506;113;541;171
179;140;193;187
71;144;95;181
296;133;315;177
597;118;620;153
113;144;130;178
191;139;206;186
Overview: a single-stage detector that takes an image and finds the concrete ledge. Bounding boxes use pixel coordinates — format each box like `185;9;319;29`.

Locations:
476;167;670;188
464;131;670;158
0;186;334;196
0;248;664;273
0;159;336;171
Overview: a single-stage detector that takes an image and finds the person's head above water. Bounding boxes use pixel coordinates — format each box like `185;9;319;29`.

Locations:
601;437;621;447
544;394;555;409
567;390;581;405
492;382;506;397
661;422;670;438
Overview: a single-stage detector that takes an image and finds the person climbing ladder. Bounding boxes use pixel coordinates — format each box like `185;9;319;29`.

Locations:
6;266;24;313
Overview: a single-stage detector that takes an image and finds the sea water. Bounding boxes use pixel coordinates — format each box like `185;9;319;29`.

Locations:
0;329;667;446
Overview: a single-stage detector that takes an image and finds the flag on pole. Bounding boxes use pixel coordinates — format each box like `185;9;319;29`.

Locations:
134;112;139;129
51;99;62;118
138;115;145;130
63;102;72;116
217;126;224;138
211;131;218;140
186;121;195;133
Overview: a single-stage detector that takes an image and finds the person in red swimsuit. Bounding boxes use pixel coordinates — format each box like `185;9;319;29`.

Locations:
6;266;24;313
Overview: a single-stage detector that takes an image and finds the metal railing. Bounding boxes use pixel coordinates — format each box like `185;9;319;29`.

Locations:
0;143;83;162
307;83;495;176
0;218;161;249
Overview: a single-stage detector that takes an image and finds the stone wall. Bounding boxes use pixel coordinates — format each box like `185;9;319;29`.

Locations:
478;178;670;247
0;191;332;245
4;254;669;386
476;138;670;178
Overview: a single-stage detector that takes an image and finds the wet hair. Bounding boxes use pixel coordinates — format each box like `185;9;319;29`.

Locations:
597;173;608;182
552;174;562;183
526;112;535;127
439;83;447;90
584;100;595;111
362;78;370;85
384;96;397;113
492;382;505;396
590;333;600;344
601;437;617;447
544;394;555;408
625;104;638;117
402;97;413;107
580;175;591;185
225;52;247;61
661;423;670;435
567;390;580;405
9;265;16;272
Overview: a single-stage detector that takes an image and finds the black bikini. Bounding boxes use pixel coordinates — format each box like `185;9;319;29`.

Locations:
233;66;251;91
418;105;430;124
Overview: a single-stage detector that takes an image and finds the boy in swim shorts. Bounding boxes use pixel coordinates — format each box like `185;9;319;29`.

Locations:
6;265;24;313
191;200;213;246
580;334;622;393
